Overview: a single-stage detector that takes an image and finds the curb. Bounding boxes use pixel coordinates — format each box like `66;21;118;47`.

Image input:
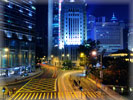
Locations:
0;70;44;86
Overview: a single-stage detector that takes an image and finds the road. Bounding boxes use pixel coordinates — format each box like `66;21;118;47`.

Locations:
9;64;58;100
8;65;120;100
57;70;116;100
58;70;83;100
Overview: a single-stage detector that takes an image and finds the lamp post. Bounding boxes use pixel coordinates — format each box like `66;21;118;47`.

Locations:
60;54;65;68
62;54;64;59
51;55;54;65
91;50;103;79
67;54;69;60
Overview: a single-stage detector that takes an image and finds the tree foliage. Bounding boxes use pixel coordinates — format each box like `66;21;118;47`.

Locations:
62;60;72;69
78;39;100;57
78;39;100;66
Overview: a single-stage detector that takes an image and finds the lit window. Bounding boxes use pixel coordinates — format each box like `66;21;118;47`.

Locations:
29;1;32;4
27;35;32;41
7;20;12;23
28;25;32;29
4;30;12;38
28;12;32;16
7;3;13;8
31;6;36;10
19;8;23;13
3;0;8;3
17;33;23;40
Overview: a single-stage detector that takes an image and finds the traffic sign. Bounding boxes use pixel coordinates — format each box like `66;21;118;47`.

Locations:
2;87;6;93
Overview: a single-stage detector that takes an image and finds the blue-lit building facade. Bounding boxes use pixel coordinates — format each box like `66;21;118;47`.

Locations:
48;0;59;63
48;0;87;66
60;0;87;65
0;0;36;76
87;14;125;55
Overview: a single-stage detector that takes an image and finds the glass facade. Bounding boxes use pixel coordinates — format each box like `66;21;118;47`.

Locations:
87;14;124;55
0;0;36;76
61;1;87;47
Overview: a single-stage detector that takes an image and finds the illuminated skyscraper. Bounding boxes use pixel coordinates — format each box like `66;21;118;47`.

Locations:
0;0;36;76
60;0;87;65
61;0;87;47
48;0;87;66
48;0;59;62
87;14;125;55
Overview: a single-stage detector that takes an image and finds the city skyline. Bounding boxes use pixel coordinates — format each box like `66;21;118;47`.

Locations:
0;0;132;100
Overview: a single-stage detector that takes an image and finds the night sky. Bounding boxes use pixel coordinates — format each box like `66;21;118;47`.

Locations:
87;4;129;22
35;2;129;54
36;3;129;34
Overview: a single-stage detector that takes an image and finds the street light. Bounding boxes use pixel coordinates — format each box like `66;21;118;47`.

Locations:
91;50;97;56
91;50;103;79
51;55;54;58
80;52;84;58
67;54;69;60
4;48;9;52
51;55;54;65
62;54;64;57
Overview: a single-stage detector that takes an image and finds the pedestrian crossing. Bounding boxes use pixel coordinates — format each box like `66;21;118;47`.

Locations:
9;91;103;100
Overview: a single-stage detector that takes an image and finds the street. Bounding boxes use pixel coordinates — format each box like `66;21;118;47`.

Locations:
6;64;123;100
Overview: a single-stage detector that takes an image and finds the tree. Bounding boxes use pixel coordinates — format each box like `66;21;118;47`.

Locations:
62;60;72;69
103;57;129;86
78;39;100;66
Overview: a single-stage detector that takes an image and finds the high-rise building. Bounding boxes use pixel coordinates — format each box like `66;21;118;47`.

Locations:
36;4;48;59
48;0;59;62
61;0;87;47
87;14;125;55
60;0;87;65
0;0;36;76
48;0;87;66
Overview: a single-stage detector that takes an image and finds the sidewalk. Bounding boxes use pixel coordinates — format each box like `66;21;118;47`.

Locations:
0;69;43;100
0;68;43;86
87;77;128;100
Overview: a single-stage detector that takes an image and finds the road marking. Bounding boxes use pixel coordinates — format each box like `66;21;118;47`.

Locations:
67;92;71;99
62;92;64;99
90;92;96;98
39;93;42;99
17;79;33;93
54;92;56;99
22;93;28;100
14;93;21;100
58;92;61;99
18;93;24;100
74;92;78;99
26;93;32;100
96;92;101;97
34;93;38;99
88;92;93;98
51;92;53;99
31;93;35;100
47;93;49;99
43;93;46;99
64;92;67;99
71;92;75;99
18;79;56;93
85;92;90;98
